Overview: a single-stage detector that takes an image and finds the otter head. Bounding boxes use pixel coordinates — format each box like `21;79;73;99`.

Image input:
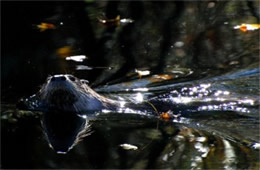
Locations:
39;74;103;113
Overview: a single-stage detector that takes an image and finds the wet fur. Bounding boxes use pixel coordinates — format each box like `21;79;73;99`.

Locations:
39;75;118;113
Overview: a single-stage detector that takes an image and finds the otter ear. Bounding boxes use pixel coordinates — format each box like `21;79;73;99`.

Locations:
80;79;89;84
46;75;52;81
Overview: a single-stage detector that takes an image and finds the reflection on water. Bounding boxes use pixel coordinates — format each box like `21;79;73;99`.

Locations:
2;0;260;169
42;111;91;154
2;110;259;169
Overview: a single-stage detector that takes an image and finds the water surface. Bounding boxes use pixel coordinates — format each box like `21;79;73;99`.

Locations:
1;1;260;169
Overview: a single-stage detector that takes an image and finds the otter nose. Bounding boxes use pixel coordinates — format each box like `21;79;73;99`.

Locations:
50;76;67;82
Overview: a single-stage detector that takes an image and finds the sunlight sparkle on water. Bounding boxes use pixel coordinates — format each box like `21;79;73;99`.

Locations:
102;109;112;113
170;96;192;104
194;142;210;158
252;143;260;150
196;137;207;142
216;97;226;102
204;98;212;102
198;104;249;113
223;139;236;169
191;156;203;169
239;99;254;105
119;101;126;107
133;88;149;92
214;90;230;96
134;93;144;102
200;83;211;89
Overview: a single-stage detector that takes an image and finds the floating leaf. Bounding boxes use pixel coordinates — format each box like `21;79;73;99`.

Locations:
233;23;260;32
35;22;56;32
56;46;73;57
66;55;87;62
120;143;138;150
160;112;171;120
151;74;174;82
135;69;150;78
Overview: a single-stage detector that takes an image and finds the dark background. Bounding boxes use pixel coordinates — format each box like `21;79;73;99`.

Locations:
1;1;259;169
2;1;259;104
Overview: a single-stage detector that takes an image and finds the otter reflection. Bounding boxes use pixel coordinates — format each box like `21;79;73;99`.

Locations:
41;111;91;154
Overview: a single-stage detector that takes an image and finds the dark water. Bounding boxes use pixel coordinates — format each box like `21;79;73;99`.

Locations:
1;1;260;169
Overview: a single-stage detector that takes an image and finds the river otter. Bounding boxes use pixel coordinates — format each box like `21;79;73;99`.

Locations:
38;74;120;113
19;69;259;116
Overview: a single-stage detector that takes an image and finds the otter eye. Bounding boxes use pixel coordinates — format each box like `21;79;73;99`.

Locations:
68;76;76;82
